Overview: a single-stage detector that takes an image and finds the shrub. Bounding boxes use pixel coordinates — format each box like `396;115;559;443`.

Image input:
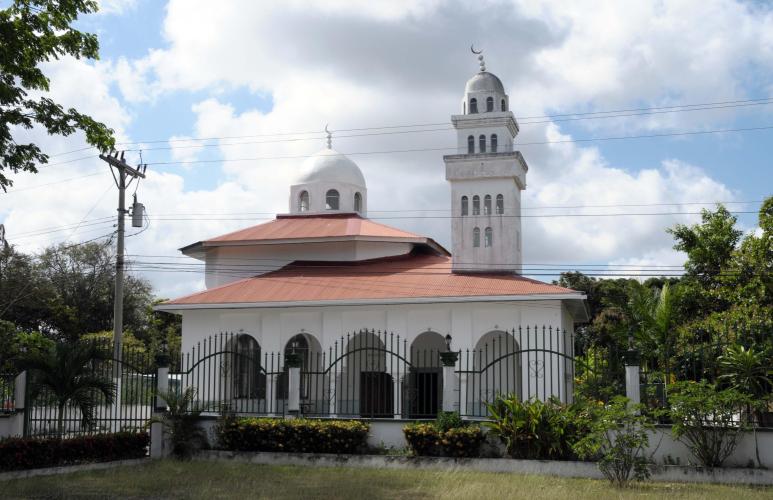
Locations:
152;387;207;460
403;413;484;458
485;396;597;460
668;380;752;467
217;418;369;454
573;396;654;487
0;432;149;471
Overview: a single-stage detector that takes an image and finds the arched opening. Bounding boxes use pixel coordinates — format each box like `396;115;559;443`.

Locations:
277;333;323;409
467;135;474;154
228;334;265;402
354;192;362;212
408;331;445;418
484;227;493;247
491;134;498;153
473;227;481;247
501;99;506;111
463;101;466;114
472;195;480;215
479;135;486;153
325;189;339;210
470;331;522;415
484;195;492;215
486;96;494;112
469;98;478;114
461;196;468;216
496;194;504;215
340;331;392;418
298;191;310;212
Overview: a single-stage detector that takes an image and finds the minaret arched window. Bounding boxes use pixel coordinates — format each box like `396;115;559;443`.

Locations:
501;99;506;111
473;227;480;248
491;134;498;153
469;98;478;114
486;97;494;112
298;191;310;212
467;135;474;154
354;192;362;212
496;194;504;215
479;135;486;153
461;196;468;216
472;195;480;215
484;195;492;215
484;227;493;247
325;189;339;210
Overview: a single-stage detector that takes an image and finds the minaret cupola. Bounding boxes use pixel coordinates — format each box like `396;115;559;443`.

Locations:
289;126;367;216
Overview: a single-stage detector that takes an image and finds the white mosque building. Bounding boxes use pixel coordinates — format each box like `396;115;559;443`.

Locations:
159;53;587;418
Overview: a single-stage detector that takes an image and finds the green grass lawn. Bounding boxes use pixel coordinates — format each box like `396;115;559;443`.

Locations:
2;460;772;499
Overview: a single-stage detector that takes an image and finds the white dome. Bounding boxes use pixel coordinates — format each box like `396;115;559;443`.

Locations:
465;71;505;94
297;148;366;187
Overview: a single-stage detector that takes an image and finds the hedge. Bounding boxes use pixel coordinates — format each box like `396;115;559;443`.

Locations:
217;417;369;454
403;422;485;458
0;432;149;471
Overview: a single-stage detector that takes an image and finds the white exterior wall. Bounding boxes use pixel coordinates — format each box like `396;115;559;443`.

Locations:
203;240;413;288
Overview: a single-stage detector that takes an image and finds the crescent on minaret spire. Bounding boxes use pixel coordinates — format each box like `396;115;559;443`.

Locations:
324;124;332;149
471;44;485;72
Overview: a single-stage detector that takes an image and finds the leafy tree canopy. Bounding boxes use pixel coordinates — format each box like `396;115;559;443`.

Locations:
0;0;115;191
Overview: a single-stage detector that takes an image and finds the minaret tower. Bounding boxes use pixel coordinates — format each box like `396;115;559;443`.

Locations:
444;48;528;273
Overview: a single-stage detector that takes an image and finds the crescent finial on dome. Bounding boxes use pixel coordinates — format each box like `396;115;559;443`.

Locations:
324;124;332;149
471;44;485;72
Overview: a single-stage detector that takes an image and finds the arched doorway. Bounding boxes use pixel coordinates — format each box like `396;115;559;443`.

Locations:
338;330;393;418
226;333;266;405
470;330;522;415
277;333;322;408
407;331;445;418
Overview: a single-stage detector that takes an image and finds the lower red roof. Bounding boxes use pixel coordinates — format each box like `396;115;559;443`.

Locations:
164;253;581;306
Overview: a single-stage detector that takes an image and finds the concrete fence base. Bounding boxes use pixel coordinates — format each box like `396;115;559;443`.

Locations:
0;458;150;482
198;449;773;486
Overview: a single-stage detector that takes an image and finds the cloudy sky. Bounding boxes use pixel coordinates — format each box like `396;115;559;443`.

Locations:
2;0;772;298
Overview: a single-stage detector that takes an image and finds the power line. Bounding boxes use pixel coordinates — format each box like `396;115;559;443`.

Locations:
38;96;773;160
3;170;108;195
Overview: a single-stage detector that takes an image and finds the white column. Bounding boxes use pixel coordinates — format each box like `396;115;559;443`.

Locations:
442;365;458;413
393;375;401;419
151;363;170;458
287;366;300;415
625;365;641;406
10;371;26;436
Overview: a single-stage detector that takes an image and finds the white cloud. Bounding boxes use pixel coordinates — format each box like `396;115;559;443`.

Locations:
3;0;770;298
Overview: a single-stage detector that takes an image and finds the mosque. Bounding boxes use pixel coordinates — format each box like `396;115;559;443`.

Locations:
158;53;587;417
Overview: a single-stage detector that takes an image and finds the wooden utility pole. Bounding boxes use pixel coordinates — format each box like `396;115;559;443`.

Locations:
99;151;146;369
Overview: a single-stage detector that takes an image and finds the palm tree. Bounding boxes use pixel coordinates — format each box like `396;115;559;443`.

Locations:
628;282;678;376
152;387;206;459
21;341;116;437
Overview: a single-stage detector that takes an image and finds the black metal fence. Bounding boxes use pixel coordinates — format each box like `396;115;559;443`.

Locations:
1;373;14;414
175;327;592;420
24;340;156;438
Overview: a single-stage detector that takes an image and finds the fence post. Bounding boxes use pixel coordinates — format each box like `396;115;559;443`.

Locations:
285;352;302;418
440;350;459;413
623;348;641;409
11;371;26;436
151;343;170;458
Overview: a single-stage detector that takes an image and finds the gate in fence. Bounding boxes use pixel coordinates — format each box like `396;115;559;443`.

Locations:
24;340;156;438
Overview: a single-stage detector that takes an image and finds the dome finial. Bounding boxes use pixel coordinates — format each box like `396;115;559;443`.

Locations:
471;44;485;72
324;124;332;149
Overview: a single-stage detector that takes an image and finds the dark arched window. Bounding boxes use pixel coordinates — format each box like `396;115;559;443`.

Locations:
473;227;481;248
486;96;494;112
467;135;474;154
298;191;309;212
354;192;362;212
491;134;498;153
461;196;468;216
463;101;466;114
496;194;504;215
484;227;493;247
278;334;311;399
469;98;478;114
484;195;492;215
501;99;506;111
325;189;339;210
472;195;480;216
479;135;486;153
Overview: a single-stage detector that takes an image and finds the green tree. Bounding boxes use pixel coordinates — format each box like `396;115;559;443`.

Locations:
627;281;679;373
0;245;54;332
20;340;116;437
0;0;115;191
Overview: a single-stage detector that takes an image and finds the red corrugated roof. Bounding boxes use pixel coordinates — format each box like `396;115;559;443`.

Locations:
164;253;580;306
205;214;423;243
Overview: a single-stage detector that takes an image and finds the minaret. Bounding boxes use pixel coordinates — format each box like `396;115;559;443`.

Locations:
444;49;528;273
